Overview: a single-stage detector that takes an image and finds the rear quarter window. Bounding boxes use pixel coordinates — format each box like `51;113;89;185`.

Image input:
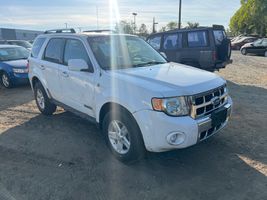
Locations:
187;31;208;47
31;38;46;58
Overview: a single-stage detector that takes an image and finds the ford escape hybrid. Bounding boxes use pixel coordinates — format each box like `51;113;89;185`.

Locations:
28;29;233;162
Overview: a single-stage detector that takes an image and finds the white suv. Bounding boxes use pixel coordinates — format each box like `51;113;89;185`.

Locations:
28;29;233;162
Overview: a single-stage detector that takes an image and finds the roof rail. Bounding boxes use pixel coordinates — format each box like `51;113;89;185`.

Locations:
44;28;76;34
83;29;113;33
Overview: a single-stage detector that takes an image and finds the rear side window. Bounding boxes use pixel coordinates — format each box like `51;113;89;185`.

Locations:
187;31;208;47
163;33;182;50
148;36;161;50
31;38;45;58
43;38;65;63
64;39;93;70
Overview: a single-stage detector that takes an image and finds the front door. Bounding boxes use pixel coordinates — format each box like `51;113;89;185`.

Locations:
59;38;96;117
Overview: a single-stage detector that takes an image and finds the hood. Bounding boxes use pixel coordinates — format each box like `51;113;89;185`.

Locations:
242;42;253;48
2;59;28;68
106;62;226;97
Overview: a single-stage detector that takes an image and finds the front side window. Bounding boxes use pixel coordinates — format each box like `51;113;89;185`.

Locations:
163;33;182;50
31;38;45;58
0;47;29;61
43;38;65;63
88;36;167;70
64;39;92;69
188;31;208;47
147;35;162;50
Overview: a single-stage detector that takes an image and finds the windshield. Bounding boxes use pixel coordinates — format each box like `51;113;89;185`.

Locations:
213;30;226;45
88;35;167;70
0;47;30;61
8;41;32;49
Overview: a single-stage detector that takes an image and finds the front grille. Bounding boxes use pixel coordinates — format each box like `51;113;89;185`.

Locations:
199;121;226;141
191;85;228;119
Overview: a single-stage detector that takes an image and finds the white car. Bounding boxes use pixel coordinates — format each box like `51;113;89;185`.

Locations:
28;29;233;162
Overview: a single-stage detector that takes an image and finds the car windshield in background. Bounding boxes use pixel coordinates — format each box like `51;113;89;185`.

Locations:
213;30;226;45
9;41;32;49
88;35;167;70
0;47;30;61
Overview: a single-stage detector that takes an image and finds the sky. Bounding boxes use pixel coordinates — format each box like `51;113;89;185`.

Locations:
0;0;241;32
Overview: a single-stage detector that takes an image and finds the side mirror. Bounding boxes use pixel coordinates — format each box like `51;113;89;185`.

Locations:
68;59;89;72
160;52;167;59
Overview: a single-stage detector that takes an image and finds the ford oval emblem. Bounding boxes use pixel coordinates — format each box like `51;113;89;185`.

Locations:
211;96;220;106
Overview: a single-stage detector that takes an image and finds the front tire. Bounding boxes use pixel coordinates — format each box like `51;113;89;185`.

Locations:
102;110;145;163
1;72;12;88
34;82;56;115
241;48;247;55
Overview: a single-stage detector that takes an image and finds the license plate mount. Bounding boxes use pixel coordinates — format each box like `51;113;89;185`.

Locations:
211;107;227;127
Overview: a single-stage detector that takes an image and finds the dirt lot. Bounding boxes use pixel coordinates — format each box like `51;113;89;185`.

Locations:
0;51;266;200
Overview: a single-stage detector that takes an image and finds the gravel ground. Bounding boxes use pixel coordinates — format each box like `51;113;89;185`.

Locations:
0;51;266;200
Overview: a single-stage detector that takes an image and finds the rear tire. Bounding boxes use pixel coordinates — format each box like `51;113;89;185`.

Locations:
241;48;247;55
34;82;56;115
102;109;145;163
1;72;12;88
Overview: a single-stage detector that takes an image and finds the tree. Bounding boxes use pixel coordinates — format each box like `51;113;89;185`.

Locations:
185;22;200;29
138;23;149;37
114;21;134;34
159;21;178;32
230;0;267;36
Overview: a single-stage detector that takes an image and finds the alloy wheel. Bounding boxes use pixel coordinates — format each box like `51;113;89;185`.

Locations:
108;120;131;154
36;89;45;110
2;73;10;88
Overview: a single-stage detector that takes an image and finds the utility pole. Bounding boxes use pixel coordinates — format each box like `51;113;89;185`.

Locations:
132;13;137;34
152;17;158;33
178;0;182;29
96;6;99;30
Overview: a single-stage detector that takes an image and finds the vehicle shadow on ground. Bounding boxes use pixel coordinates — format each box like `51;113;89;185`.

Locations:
0;81;266;200
0;85;33;112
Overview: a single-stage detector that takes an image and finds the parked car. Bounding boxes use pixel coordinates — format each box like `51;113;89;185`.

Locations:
240;38;267;57
28;29;233;162
0;45;30;88
0;40;32;50
146;25;232;71
231;37;258;50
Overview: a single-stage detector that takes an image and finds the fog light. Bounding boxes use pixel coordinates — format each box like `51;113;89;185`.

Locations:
166;132;186;145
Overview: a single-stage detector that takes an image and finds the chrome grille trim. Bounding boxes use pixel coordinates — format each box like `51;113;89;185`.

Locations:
190;85;228;119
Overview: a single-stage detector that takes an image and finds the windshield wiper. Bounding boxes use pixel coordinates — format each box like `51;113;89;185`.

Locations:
133;61;166;68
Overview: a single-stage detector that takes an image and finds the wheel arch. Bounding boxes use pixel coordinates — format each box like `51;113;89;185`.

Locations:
99;102;135;130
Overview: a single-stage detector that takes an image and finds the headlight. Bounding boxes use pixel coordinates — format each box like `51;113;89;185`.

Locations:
13;68;28;73
151;96;190;116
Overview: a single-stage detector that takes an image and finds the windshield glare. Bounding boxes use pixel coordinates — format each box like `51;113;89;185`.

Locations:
10;41;32;49
88;35;167;70
0;47;30;61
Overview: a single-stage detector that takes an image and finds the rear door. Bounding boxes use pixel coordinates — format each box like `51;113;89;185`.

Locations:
182;30;212;68
41;38;65;101
162;32;183;62
58;38;96;117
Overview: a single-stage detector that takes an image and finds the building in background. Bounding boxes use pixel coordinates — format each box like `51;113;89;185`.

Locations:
0;28;43;40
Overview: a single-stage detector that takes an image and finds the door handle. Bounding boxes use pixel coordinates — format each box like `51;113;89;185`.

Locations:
40;65;45;70
62;71;69;77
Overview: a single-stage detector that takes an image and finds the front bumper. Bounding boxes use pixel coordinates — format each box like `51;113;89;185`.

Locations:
10;73;29;85
133;97;232;152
